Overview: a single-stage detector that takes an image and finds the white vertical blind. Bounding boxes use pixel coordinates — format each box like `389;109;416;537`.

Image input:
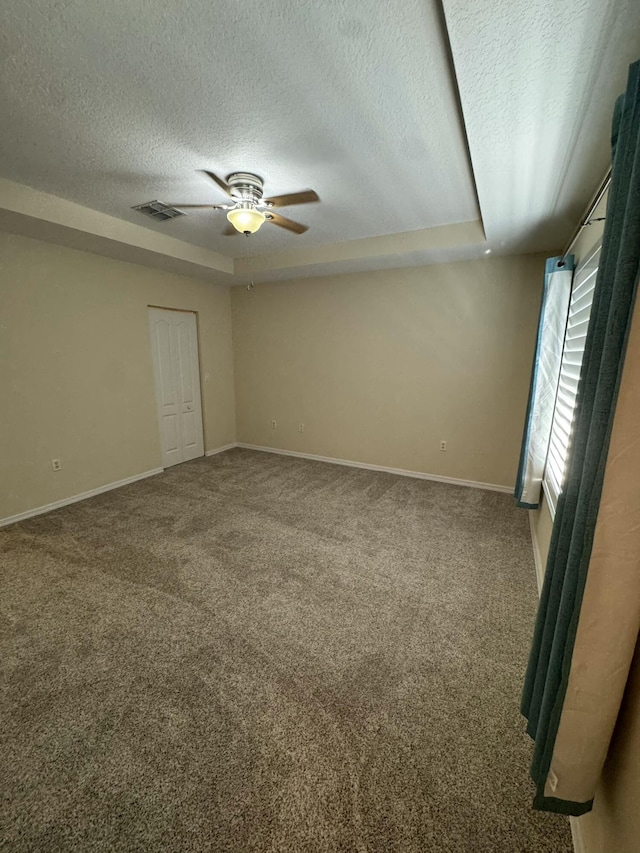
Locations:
543;241;601;513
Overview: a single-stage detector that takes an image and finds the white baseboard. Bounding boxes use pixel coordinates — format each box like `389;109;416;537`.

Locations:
236;443;512;493
570;817;586;853
528;511;545;596
205;443;237;457
0;443;511;528
0;468;163;529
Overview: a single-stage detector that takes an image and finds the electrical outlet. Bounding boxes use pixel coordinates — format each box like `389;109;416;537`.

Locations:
51;458;62;471
298;423;304;433
271;420;277;430
439;441;447;452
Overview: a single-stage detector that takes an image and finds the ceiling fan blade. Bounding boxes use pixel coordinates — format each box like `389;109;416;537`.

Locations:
263;190;319;208
168;204;223;209
267;212;308;234
200;170;233;196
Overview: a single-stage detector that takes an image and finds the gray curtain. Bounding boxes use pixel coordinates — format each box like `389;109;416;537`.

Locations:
522;58;640;815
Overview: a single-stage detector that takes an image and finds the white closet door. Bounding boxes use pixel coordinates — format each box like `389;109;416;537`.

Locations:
174;313;205;462
148;308;204;468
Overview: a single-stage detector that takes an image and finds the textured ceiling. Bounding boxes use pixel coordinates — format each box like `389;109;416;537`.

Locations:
0;0;639;282
443;0;640;253
0;0;478;259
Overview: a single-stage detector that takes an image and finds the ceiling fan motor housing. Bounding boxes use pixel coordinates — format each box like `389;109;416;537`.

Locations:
226;172;265;205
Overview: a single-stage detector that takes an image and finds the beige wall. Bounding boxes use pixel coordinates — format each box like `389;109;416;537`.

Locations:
578;646;640;853
231;254;545;487
0;232;236;521
529;188;640;853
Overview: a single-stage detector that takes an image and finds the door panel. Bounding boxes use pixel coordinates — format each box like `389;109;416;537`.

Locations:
164;414;180;453
176;320;194;403
155;320;176;408
175;314;204;461
149;308;204;468
181;411;198;449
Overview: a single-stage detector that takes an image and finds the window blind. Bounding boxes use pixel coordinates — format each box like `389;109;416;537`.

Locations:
543;241;601;512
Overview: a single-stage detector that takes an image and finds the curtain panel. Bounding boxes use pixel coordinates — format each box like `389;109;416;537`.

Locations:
522;59;640;816
514;257;574;509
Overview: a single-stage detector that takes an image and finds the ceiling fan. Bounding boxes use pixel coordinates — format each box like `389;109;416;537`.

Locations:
169;171;320;236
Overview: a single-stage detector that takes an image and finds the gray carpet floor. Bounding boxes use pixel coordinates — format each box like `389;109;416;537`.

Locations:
0;448;572;852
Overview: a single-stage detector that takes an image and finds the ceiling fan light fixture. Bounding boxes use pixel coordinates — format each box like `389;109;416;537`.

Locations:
227;205;266;234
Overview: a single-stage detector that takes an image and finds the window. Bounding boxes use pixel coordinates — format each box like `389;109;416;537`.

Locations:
542;241;601;514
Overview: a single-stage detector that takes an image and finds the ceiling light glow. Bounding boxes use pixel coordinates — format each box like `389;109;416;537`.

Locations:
227;205;266;234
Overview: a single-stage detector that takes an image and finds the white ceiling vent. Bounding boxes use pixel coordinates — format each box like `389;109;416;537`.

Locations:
132;200;185;222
